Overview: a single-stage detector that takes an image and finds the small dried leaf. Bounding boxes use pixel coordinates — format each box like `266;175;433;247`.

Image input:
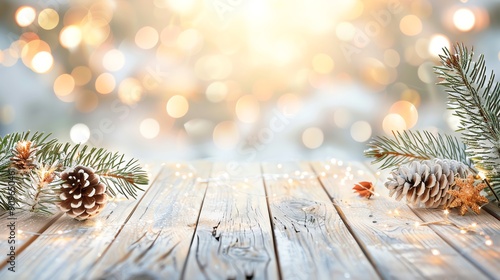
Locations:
353;181;374;199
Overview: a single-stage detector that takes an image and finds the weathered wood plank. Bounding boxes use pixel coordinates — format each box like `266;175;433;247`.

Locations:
410;206;500;278
87;162;211;279
0;211;61;272
311;161;490;279
184;162;279;280
0;166;161;279
369;167;500;278
262;162;379;279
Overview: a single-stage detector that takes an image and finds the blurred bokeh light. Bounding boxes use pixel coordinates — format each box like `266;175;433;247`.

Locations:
0;0;498;162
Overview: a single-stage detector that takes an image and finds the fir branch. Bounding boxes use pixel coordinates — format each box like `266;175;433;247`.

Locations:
0;131;149;213
435;43;500;202
0;131;53;210
364;130;471;170
30;139;147;198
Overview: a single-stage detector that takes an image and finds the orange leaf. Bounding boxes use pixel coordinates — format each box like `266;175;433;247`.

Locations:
353;181;374;199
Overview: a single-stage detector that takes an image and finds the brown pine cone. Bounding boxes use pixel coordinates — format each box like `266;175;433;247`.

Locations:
57;165;108;221
11;140;38;173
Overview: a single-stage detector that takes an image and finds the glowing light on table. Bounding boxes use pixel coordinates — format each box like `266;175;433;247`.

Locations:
312;53;335;74
389;101;418;129
335;22;356;41
166;95;189;118
70;123;91;144
382;114;406;135
60;25;82;49
176;29;203;53
453;8;475;32
428;34;450;57
302;127;324;149
135;26;159;49
417;62;435;84
140;118;160;139
103;49;125;72
205;82;228;103
236;95;260;123
118;78;143;105
95;73;116;94
81;18;110;46
38;9;59;30
31;51;53;73
54;74;75;97
16;6;36;27
166;0;196;14
22;39;50;66
399;15;422;36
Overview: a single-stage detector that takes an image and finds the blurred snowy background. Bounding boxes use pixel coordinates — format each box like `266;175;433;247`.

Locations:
0;0;499;162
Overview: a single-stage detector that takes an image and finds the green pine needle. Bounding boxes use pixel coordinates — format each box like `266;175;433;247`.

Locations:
0;131;149;213
435;43;500;203
364;130;471;170
365;43;500;204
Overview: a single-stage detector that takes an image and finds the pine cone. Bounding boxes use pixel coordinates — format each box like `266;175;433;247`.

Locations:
11;140;38;173
385;159;469;208
57;165;108;221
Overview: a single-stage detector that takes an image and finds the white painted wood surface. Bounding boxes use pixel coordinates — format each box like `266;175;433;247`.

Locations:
310;161;491;279
88;162;210;279
262;162;379;279
0;161;499;280
184;162;278;279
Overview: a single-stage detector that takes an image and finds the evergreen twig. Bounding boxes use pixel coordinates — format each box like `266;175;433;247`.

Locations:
364;130;471;170
0;131;149;213
365;43;500;204
435;43;500;203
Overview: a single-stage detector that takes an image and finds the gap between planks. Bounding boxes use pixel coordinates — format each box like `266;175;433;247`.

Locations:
2;161;499;280
310;161;492;279
0;212;62;271
363;162;500;279
0;164;166;279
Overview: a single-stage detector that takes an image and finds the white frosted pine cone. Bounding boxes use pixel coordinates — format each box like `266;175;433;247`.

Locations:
385;159;469;208
57;165;108;221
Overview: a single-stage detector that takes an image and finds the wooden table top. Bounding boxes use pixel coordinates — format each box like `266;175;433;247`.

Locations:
1;161;499;279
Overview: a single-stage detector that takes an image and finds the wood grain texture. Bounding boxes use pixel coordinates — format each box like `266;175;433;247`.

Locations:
0;167;158;280
87;162;211;280
410;206;500;279
311;161;490;279
2;161;500;279
262;162;378;280
0;211;61;271
369;169;500;279
184;162;279;280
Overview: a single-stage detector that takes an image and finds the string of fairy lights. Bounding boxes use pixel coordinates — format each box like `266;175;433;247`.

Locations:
0;0;495;158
